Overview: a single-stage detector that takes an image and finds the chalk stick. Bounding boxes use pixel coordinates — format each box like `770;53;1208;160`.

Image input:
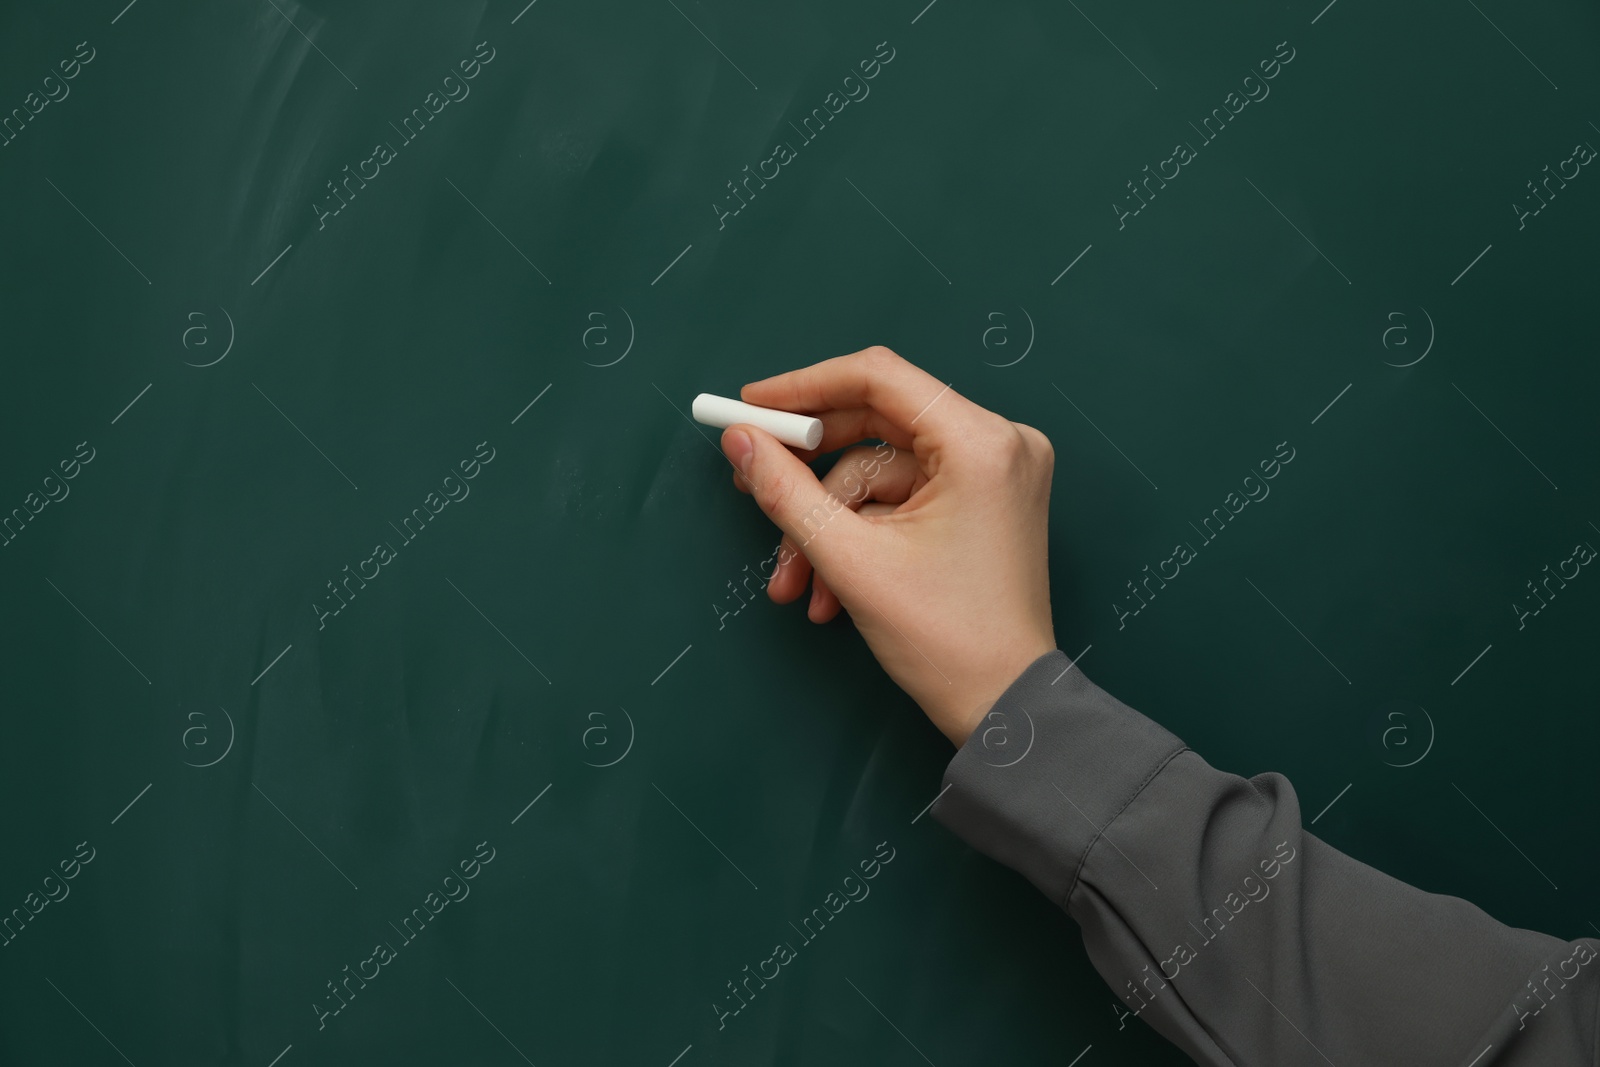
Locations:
692;393;824;450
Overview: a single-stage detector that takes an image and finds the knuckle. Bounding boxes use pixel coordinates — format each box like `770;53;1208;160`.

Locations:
837;445;878;470
1015;422;1055;464
960;421;1020;476
861;345;901;369
992;421;1027;458
833;449;876;502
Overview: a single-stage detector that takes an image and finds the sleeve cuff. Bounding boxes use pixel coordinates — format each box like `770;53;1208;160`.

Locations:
930;649;1188;908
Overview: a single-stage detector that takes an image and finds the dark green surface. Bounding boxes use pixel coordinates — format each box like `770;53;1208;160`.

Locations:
2;0;1597;1064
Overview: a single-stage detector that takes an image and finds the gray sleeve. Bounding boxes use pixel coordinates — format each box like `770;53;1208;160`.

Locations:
932;650;1600;1066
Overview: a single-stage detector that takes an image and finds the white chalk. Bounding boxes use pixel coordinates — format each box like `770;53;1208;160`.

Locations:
692;393;824;450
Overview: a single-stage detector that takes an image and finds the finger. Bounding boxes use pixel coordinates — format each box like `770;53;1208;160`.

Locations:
795;407;914;460
767;535;808;605
737;410;914;486
776;445;919;605
816;443;922;510
808;569;840;623
721;424;865;569
807;502;896;623
741;346;977;443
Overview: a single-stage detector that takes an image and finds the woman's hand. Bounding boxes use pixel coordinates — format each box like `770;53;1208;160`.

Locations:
720;346;1057;746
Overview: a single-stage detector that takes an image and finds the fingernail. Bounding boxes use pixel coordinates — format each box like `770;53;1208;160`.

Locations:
725;428;754;476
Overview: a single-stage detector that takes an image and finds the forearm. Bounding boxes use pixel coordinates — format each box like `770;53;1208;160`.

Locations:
933;651;1599;1066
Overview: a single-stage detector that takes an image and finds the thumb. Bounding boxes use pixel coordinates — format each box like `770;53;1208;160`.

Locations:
722;424;863;564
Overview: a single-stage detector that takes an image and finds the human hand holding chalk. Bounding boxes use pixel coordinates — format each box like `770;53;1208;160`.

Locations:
693;393;824;450
713;347;1059;746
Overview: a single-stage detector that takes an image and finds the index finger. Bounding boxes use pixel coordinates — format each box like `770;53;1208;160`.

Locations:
740;346;974;440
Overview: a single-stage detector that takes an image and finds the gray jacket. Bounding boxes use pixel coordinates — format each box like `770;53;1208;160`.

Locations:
933;651;1599;1066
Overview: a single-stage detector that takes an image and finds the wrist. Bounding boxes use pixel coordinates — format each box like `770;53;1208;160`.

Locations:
938;642;1059;746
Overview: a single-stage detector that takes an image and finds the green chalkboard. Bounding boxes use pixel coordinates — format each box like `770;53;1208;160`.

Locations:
2;0;1597;1064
